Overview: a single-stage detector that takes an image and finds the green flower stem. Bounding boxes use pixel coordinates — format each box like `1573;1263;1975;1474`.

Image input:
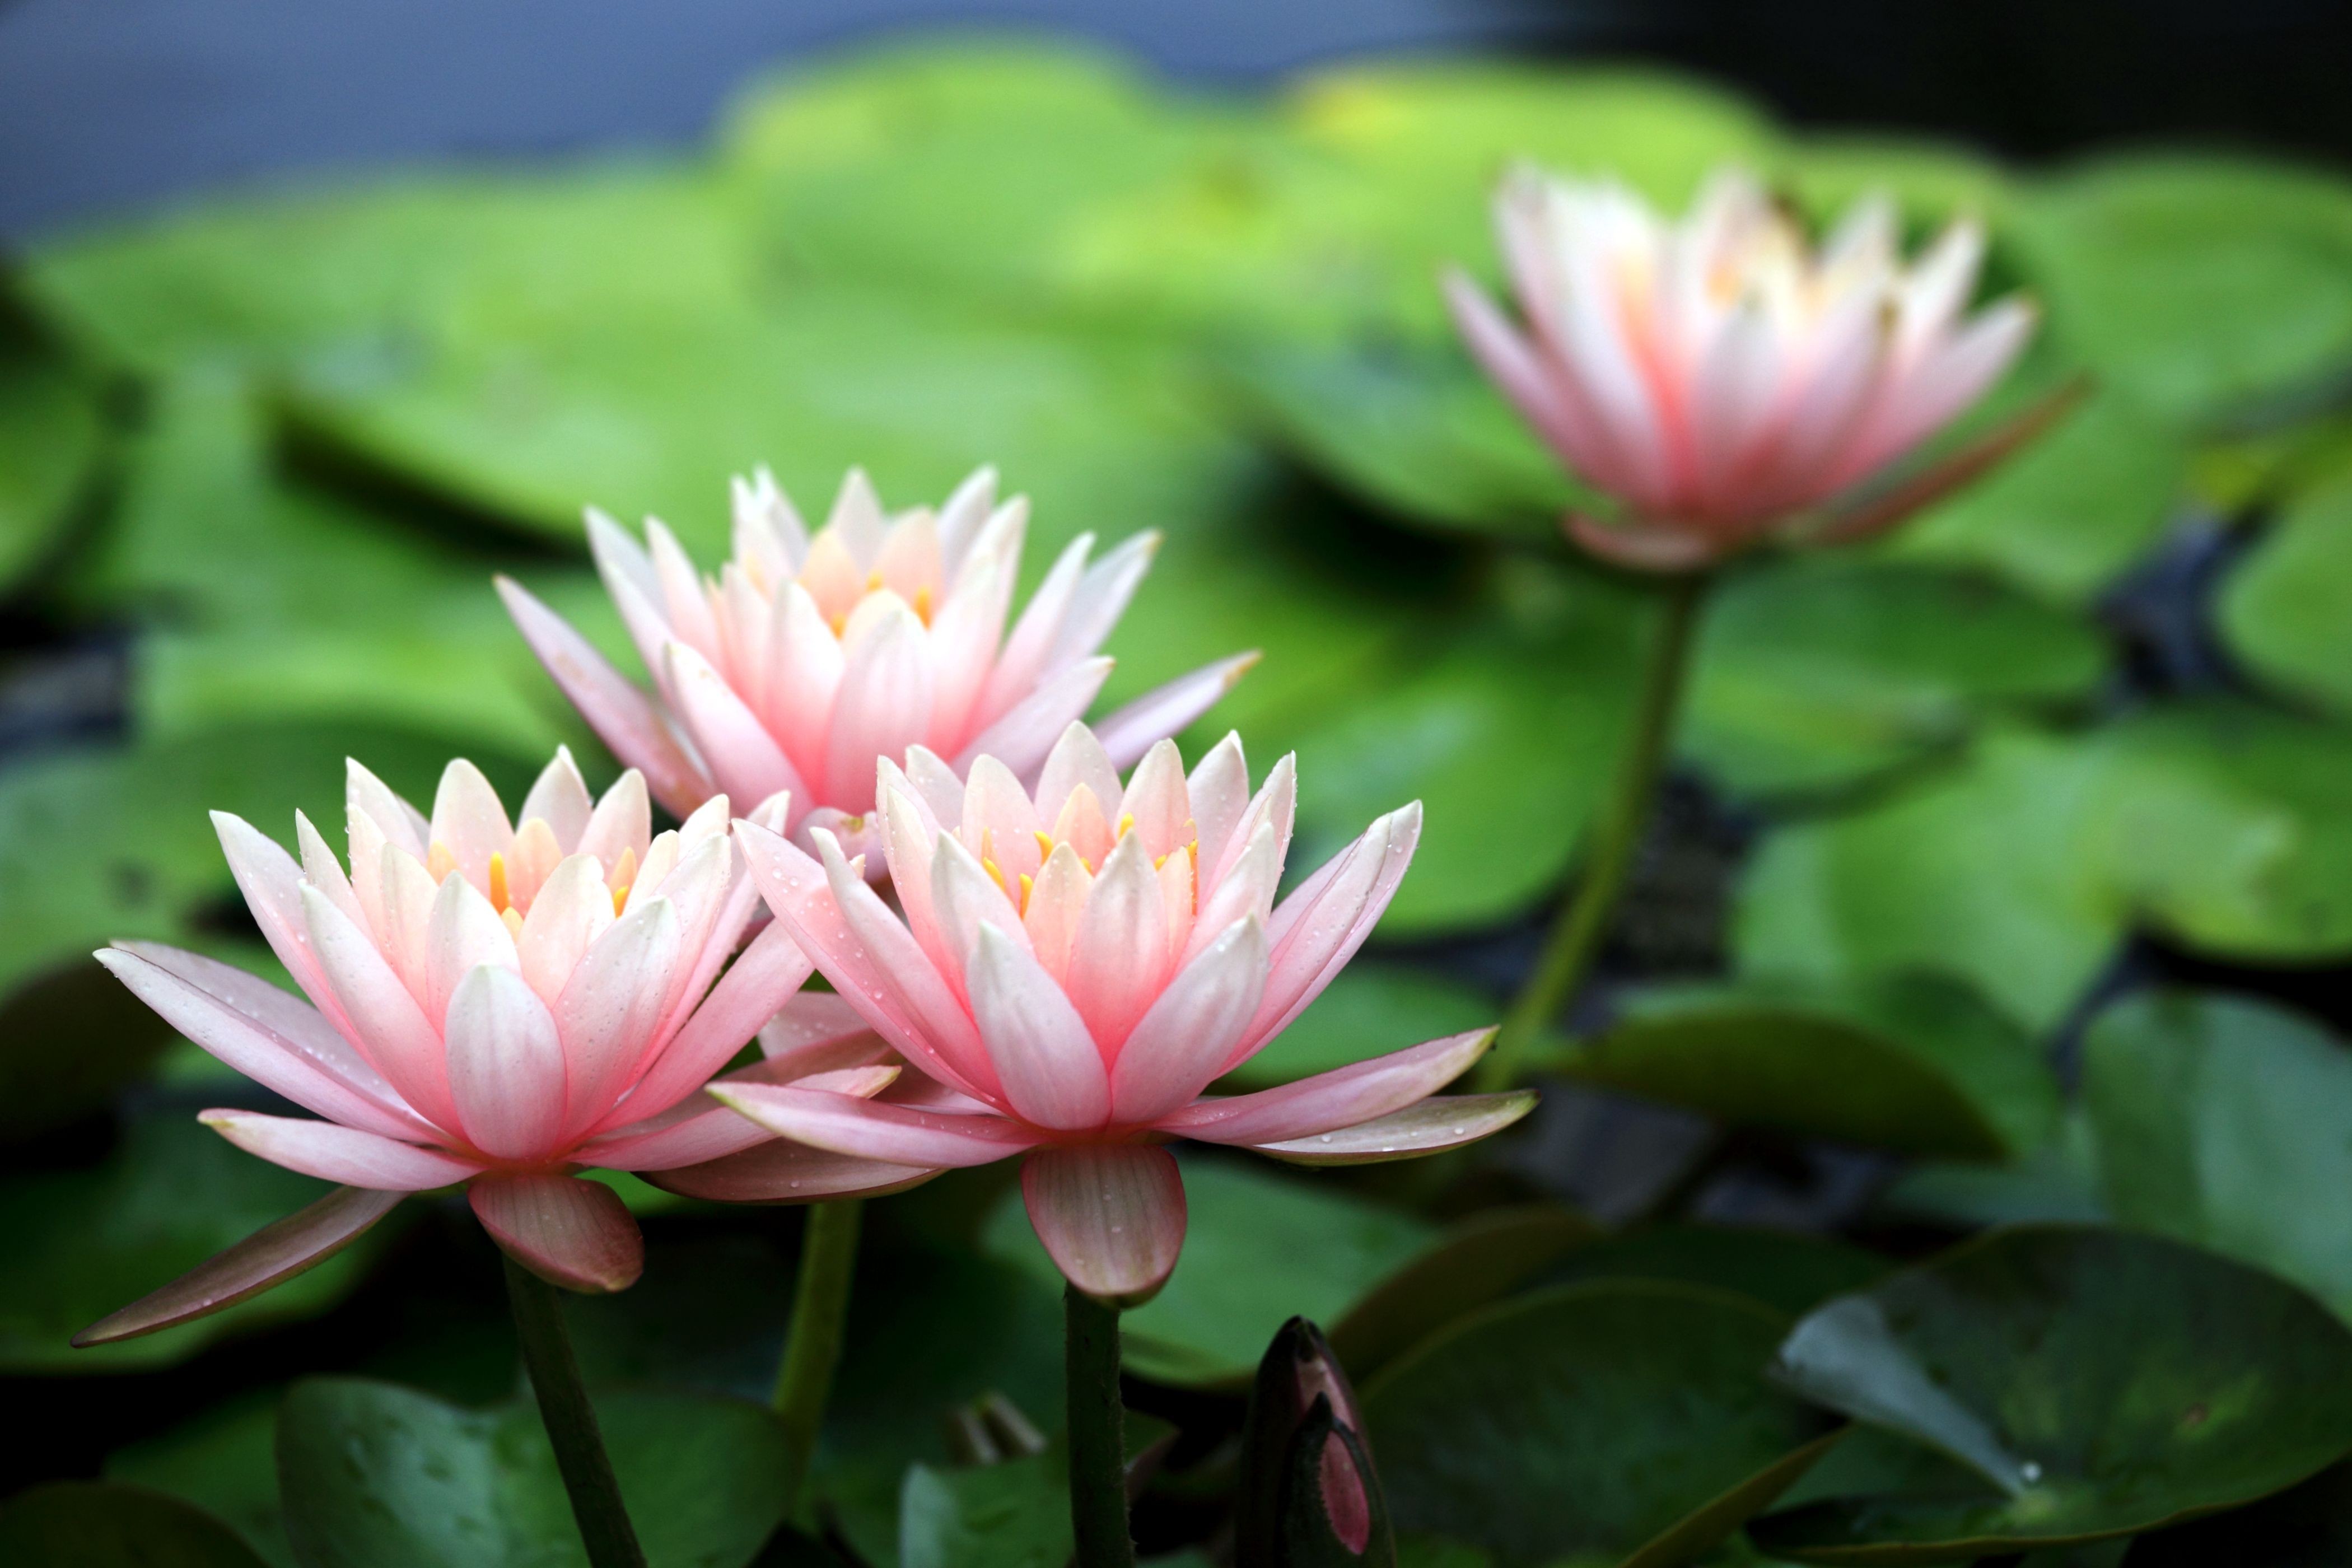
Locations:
770;1197;865;1516
502;1253;648;1568
1065;1284;1136;1568
1478;569;1712;1091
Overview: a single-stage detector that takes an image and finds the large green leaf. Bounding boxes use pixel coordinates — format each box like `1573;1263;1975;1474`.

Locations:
1327;1204;1598;1382
108;1390;294;1567
898;1453;1071;1568
1536;1226;1890;1321
2218;473;2352;716
276;1377;788;1568
2010;155;2352;426
1364;1281;1839;1567
1560;974;2061;1159
1685;558;2106;799
2082;990;2352;1326
1221;963;1498;1092
1735;707;2352;1030
0;1112;398;1372
1758;1226;2352;1562
982;1156;1436;1387
2124;1458;2352;1566
0;1481;267;1567
0;307;109;595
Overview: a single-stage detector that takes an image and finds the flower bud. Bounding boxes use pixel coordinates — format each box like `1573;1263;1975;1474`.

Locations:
1236;1317;1393;1568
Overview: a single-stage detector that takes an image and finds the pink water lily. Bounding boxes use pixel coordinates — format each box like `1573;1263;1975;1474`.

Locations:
1446;166;2043;571
713;722;1535;1305
498;465;1258;866
81;750;898;1332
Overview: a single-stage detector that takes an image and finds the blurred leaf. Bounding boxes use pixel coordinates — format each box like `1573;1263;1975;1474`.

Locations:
107;1389;293;1567
0;959;183;1142
1686;558;2106;799
899;1453;1071;1568
1736;707;2352;1030
2083;990;2352;1326
1327;1203;1598;1382
0;310;109;595
2218;474;2352;716
0;1112;399;1372
1759;1226;2352;1561
2124;1457;2352;1566
983;1156;1436;1387
1364;1280;1838;1568
0;1481;267;1567
1562;973;2062;1159
276;1376;787;1568
1221;964;1496;1092
2011;155;2352;427
1774;136;2018;228
1875;1117;2110;1231
1536;1225;1891;1320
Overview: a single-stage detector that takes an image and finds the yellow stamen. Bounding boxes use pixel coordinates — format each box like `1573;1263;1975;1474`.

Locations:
983;857;1010;898
913;584;934;624
1018;872;1034;914
501;906;525;940
1033;829;1056;864
609;845;638;915
829;612;848;637
866;568;886;591
487;852;511;913
611;883;632;917
1116;813;1135;841
426;839;458;883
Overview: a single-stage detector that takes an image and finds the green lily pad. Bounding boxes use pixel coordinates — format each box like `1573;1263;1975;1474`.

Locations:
1560;973;2062;1159
899;1453;1071;1568
276;1376;788;1568
0;310;109;596
1327;1203;1598;1381
1774;136;2018;230
0;1481;266;1567
1364;1280;1840;1568
1736;707;2352;1031
0;1112;400;1373
2083;989;2352;1326
1875;1117;2110;1232
2124;1457;2352;1566
1222;964;1497;1092
2010;155;2352;426
1538;1226;1891;1320
2218;474;2352;716
107;1389;293;1567
982;1156;1436;1387
1757;1226;2352;1562
1685;558;2106;800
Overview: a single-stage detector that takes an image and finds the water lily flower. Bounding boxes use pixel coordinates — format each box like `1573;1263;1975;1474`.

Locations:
498;466;1258;866
80;749;900;1341
713;722;1536;1305
1445;166;2046;571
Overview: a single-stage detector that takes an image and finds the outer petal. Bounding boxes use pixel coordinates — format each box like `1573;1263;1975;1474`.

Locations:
468;1173;643;1292
211;811;342;1024
707;1082;1039;1167
664;640;808;815
1021;1144;1186;1306
954;656;1114;782
1159;1027;1495;1146
812;829;996;1095
1562;514;1721;572
1050;529;1160;667
1107;918;1267;1126
758;990;880;1060
612;918;815;1127
968;925;1111;1131
645;1139;937;1204
1243;802;1421;1063
496;576;711;818
200;1109;479;1189
73;1187;405;1347
444;965;567;1161
582;1103;778;1171
1245;1092;1536;1165
301;884;460;1132
977;532;1091;725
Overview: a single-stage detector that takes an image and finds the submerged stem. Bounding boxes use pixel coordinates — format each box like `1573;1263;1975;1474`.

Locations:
1065;1284;1136;1568
1478;570;1711;1090
502;1254;648;1568
770;1198;865;1516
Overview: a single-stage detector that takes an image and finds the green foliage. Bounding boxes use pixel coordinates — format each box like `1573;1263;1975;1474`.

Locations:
0;1481;268;1567
2219;474;2352;713
898;1453;1071;1568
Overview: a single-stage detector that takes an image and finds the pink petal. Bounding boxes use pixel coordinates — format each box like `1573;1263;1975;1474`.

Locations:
1186;822;1277;967
301;884;461;1132
1242;802;1421;1062
1023;843;1092;984
97;944;427;1140
344;757;428;857
1116;739;1189;858
1021;1144;1186;1306
295;810;367;932
611;918;814;1127
1107;918;1267;1126
428;760;514;886
1184;734;1250;883
1035;722;1125;825
954;656;1114;782
930;831;1033;983
645;1139;937;1204
1093;654;1261;773
663;640;807;816
201;1109;479;1189
468;1173;643;1292
935;465;1001;577
502;581;715;818
555;894;683;1137
517;853;617;1007
518;747;596;846
583;1102;777;1170
707;1082;1039;1167
423;872;520;1025
582;509;674;675
578;770;652;877
903;745;967;825
976;533;1091;727
1246;1092;1536;1165
767;582;846;789
1563;514;1722;572
1159;1027;1495;1146
74;1186;405;1347
1065;834;1168;1050
958;756;1046;883
444;965;567;1161
927;502;1023;746
1444;269;1611;479
1213;752;1295;894
645;517;721;659
968;925;1111;1131
211;810;341;1024
813;829;997;1095
758;990;880;1060
823;605;935;813
1049;530;1160;668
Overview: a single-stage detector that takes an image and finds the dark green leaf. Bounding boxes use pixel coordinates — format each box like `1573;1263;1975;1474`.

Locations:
2125;1457;2352;1566
0;314;109;595
107;1390;293;1567
898;1453;1071;1568
2218;474;2352;716
276;1376;788;1568
0;1481;267;1567
1222;964;1497;1092
1327;1204;1598;1382
1537;1225;1891;1320
1759;1226;2352;1561
1875;1119;2110;1231
1564;973;2062;1159
1365;1280;1838;1567
2083;990;2352;1325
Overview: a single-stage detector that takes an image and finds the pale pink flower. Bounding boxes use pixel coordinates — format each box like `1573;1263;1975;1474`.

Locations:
713;723;1536;1305
498;466;1258;866
82;749;899;1327
1446;166;2042;570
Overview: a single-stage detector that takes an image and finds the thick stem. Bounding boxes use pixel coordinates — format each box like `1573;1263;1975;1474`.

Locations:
769;1198;864;1516
1478;570;1711;1091
1065;1284;1136;1568
502;1254;648;1568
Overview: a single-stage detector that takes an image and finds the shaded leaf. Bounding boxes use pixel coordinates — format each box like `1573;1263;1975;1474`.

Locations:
1327;1203;1597;1382
0;309;109;595
899;1453;1071;1568
1222;964;1497;1093
107;1390;294;1567
0;1481;266;1567
2218;473;2352;716
1537;1225;1891;1320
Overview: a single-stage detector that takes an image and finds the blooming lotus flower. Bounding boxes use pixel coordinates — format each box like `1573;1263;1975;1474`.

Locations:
80;749;902;1333
712;722;1536;1304
498;465;1257;867
1445;166;2045;571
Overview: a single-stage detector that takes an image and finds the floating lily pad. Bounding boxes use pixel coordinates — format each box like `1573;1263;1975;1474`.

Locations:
106;1390;293;1567
1364;1280;1839;1568
0;311;109;596
0;1481;266;1567
983;1156;1436;1387
1222;964;1497;1092
1327;1203;1597;1381
2083;990;2352;1326
1876;1116;2110;1232
1537;1225;1891;1320
276;1377;788;1568
1758;1226;2352;1561
1562;973;2062;1159
899;1453;1071;1568
2124;1457;2352;1566
2217;474;2352;716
